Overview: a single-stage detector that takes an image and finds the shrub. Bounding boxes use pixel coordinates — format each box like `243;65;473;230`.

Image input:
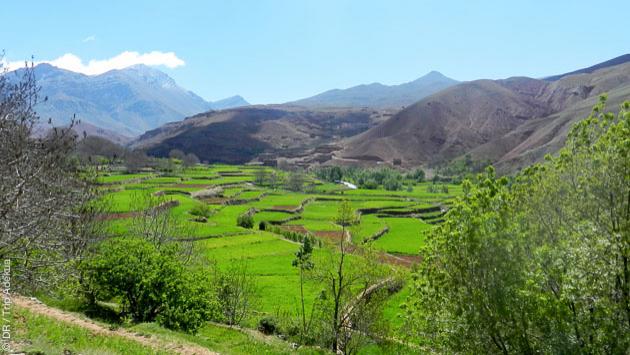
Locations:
80;237;218;333
426;183;449;194
157;272;219;333
383;177;402;191
237;213;254;228
360;179;378;189
190;204;213;218
258;316;278;335
408;168;426;182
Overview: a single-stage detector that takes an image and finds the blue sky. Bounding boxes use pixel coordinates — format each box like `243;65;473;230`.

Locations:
2;0;629;104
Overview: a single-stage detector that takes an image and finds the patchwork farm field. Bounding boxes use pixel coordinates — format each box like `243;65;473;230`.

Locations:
94;164;460;353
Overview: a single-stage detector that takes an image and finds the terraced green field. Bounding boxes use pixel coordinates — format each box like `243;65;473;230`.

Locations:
97;164;460;352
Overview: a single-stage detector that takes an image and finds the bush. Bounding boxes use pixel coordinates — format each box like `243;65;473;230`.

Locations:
360;179;378;189
383;177;402;191
237;213;254;228
157;272;219;333
426;183;449;194
190;204;213;218
257;316;278;335
80;237;218;333
408;168;426;182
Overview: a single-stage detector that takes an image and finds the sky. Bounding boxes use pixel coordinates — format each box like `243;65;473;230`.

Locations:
2;0;629;104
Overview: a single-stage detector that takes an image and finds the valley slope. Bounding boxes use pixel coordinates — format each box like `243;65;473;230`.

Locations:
131;54;630;172
338;56;630;171
131;105;393;164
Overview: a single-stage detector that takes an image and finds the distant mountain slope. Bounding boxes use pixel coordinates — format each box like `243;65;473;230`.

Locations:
288;71;458;108
69;121;132;145
339;59;630;171
210;95;249;110
131;105;387;164
11;64;248;136
544;53;630;81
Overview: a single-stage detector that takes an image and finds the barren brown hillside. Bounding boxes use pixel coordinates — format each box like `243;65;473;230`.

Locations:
339;60;630;171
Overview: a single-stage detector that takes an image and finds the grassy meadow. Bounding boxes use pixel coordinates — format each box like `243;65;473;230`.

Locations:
24;163;459;354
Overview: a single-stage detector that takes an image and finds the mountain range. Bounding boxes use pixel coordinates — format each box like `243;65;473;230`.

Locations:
338;54;630;171
16;64;249;137
288;70;458;108
132;54;630;171
15;53;630;171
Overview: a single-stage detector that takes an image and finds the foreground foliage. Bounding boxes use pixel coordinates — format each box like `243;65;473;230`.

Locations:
81;237;219;333
407;97;630;353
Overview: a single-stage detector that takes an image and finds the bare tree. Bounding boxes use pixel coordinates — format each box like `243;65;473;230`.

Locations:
311;201;389;353
123;150;150;173
182;152;199;168
285;171;306;192
0;59;102;291
216;261;257;326
130;191;195;262
75;136;124;165
168;149;186;161
253;167;269;186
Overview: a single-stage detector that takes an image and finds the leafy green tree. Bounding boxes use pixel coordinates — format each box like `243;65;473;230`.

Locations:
511;96;630;352
383;176;402;191
406;96;630;353
80;237;218;333
408;168;426;182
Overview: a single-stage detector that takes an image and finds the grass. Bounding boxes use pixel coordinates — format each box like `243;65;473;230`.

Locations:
372;218;432;255
201;231;324;320
131;322;324;355
12;307;167;354
82;165;462;353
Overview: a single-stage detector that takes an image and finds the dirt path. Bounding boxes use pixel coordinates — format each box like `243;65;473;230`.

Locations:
13;296;217;355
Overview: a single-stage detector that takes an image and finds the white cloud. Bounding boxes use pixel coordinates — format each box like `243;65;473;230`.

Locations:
2;51;185;75
1;58;30;71
82;35;96;43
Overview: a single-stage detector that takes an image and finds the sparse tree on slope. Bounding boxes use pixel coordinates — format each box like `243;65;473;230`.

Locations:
0;60;101;291
310;200;387;353
292;236;315;342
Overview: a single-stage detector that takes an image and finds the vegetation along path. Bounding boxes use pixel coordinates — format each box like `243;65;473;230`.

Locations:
13;296;217;355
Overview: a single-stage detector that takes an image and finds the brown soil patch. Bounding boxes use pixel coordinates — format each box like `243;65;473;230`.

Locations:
280;225;309;234
312;230;345;241
200;197;228;204
270;205;299;212
13;296;216;355
379;253;421;267
173;183;212;189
